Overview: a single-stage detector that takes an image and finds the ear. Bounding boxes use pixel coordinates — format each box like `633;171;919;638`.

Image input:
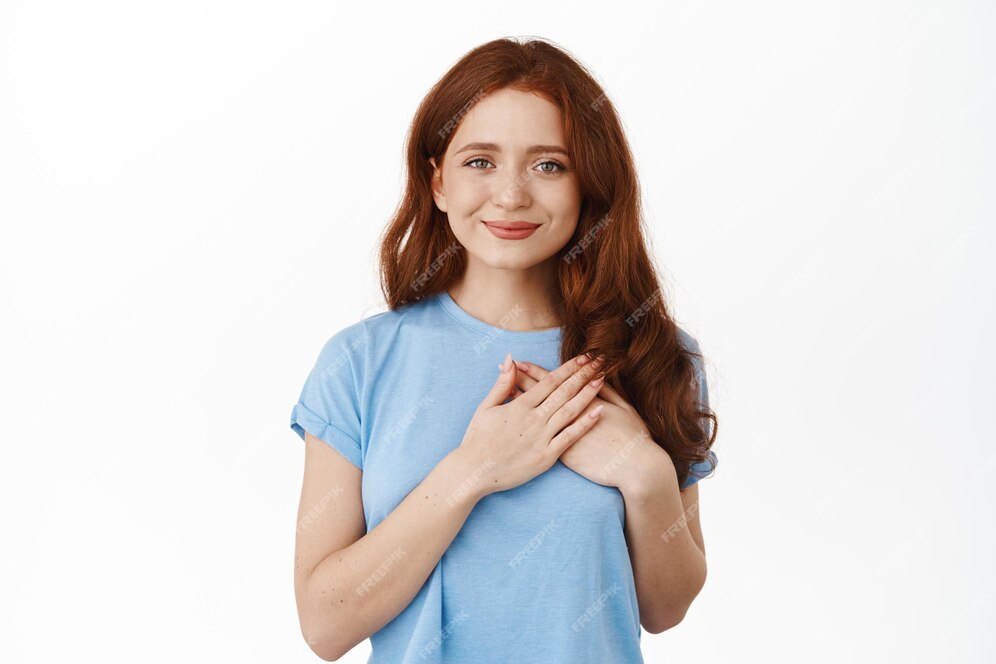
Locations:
428;156;447;213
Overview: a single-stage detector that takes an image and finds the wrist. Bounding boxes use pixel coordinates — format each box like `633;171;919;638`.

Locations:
618;444;676;500
438;448;495;506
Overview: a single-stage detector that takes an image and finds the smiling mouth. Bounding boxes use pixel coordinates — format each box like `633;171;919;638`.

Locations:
482;221;541;240
482;220;541;230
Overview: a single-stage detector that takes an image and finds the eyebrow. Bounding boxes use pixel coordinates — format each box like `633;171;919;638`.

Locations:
454;142;570;157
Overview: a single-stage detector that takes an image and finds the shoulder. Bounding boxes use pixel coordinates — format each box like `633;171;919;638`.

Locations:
314;295;437;371
675;325;702;354
674;325;709;388
312;320;365;377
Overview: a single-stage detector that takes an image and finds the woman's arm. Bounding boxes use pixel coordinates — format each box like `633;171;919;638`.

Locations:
295;432;487;660
620;446;708;634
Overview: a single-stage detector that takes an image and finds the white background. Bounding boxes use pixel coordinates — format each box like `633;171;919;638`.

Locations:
2;1;993;662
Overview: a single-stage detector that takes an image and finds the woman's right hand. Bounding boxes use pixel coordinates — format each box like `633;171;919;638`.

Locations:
453;352;607;496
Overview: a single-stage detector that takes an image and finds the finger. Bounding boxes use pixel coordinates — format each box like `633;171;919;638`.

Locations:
510;382;533;401
586;378;629;409
515;360;547;379
515;353;596;410
546;371;605;433
518;359;627;409
513;363;540;393
534;357;605;421
548;402;604;458
480;352;518;409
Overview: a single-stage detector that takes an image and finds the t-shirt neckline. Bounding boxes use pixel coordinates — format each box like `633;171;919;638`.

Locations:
435;289;563;344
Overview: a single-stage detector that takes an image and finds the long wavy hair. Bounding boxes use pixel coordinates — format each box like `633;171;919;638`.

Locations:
377;36;717;489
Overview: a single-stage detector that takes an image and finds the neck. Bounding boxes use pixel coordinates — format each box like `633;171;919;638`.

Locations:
447;258;563;332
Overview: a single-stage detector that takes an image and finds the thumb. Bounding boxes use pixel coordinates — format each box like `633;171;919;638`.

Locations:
481;352;517;409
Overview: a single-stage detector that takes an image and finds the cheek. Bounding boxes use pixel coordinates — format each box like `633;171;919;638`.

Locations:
446;172;491;209
547;212;580;246
540;180;582;218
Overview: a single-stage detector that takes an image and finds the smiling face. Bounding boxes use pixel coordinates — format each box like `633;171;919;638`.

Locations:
429;87;582;271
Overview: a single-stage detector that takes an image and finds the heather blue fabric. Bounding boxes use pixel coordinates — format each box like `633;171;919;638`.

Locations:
289;290;717;663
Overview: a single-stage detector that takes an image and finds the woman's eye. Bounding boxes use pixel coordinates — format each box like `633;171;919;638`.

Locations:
464;157;492;169
537;160;566;173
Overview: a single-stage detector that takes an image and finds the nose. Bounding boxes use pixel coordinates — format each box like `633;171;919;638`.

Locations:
491;165;532;210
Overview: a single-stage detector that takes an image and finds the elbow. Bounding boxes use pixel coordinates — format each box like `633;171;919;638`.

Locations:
301;624;347;662
297;576;357;661
642;570;707;634
642;607;688;634
299;598;355;661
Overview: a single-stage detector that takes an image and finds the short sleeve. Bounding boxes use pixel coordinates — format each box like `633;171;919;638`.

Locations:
289;328;364;470
679;331;718;491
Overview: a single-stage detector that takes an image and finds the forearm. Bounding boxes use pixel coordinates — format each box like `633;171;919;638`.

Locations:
621;449;707;631
301;449;488;658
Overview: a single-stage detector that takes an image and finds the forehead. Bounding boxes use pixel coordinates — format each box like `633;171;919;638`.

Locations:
449;88;566;151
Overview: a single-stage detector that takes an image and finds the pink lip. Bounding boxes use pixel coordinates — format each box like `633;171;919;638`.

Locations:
485;220;541;229
483;220;540;240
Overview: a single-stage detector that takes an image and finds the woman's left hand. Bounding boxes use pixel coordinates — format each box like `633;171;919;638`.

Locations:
511;359;672;491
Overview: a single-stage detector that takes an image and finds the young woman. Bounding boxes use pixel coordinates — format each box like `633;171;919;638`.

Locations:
289;37;719;663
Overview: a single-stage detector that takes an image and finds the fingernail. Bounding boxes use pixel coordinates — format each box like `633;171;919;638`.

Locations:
515;361;530;371
590;376;604;388
589;404;605;418
499;352;512;373
577;354;590;365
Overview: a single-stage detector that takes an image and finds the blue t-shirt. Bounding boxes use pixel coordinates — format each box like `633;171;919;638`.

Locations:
289;290;717;663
